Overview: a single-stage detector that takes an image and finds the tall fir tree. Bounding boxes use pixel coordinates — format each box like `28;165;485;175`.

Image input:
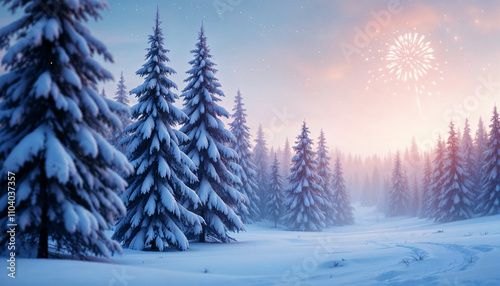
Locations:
461;118;478;201
282;137;292;181
473;117;488;192
386;152;410;217
181;25;244;242
427;137;446;219
331;154;355;225
435;122;474;222
253;124;269;218
229;89;260;223
316;130;336;226
112;11;202;251
283;122;326;231
0;0;133;258
419;154;433;218
110;71;131;154
477;107;500;216
267;154;284;228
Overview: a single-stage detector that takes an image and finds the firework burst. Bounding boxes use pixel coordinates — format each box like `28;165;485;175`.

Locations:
366;31;443;113
386;33;434;83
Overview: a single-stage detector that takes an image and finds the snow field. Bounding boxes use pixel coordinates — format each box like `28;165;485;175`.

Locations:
2;205;499;285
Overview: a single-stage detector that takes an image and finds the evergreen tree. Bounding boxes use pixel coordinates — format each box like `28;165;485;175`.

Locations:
229;89;260;223
282;137;292;181
253;125;269;218
331;154;355;225
113;11;202;251
110;71;131;154
427;137;446;219
435;122;474;222
267;155;284;227
386;152;409;217
0;0;133;258
114;71;130;106
316;130;335;226
283;122;325;231
419;154;433;218
461;119;478;201
181;25;244;242
477;107;500;216
410;174;419;216
473;117;488;191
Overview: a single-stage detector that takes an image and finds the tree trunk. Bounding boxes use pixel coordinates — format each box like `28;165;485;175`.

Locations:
199;207;206;243
37;219;48;258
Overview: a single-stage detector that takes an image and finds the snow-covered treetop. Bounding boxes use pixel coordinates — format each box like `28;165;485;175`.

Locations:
229;89;252;155
114;71;129;106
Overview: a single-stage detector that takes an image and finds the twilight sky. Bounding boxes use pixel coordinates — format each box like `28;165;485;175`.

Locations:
1;0;500;156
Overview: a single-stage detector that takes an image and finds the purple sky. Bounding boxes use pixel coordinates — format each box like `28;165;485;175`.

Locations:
1;0;500;156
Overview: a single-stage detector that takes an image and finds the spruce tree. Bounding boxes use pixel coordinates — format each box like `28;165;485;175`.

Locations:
0;0;133;258
267;155;284;228
181;25;244;242
435;122;474;222
109;71;131;154
461;119;478;201
473;117;488;192
112;11;202;251
283;122;325;231
419;154;433;218
331;154;355;225
427;137;445;219
253;125;269;218
282;137;292;181
316;130;335;226
386;152;409;217
229;89;260;223
477;107;500;216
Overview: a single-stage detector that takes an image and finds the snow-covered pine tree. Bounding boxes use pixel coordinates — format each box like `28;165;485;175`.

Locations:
386;152;409;217
114;71;130;106
477;106;500;216
112;10;202;251
181;25;244;243
316;130;336;226
473;117;488;193
229;89;260;223
281;137;292;181
267;154;284;227
435;121;474;222
109;71;131;154
0;0;133;258
253;124;269;218
461;119;478;202
427;137;445;219
331;154;355;225
410;175;419;217
283;122;325;231
419;154;433;218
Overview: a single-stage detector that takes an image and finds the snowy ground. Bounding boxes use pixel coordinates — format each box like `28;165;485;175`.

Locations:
3;205;500;286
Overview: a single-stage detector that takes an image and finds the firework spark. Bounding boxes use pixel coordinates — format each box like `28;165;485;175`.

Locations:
386;33;435;83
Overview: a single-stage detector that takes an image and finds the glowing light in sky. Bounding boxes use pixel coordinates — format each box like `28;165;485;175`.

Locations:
366;31;443;113
386;33;434;82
